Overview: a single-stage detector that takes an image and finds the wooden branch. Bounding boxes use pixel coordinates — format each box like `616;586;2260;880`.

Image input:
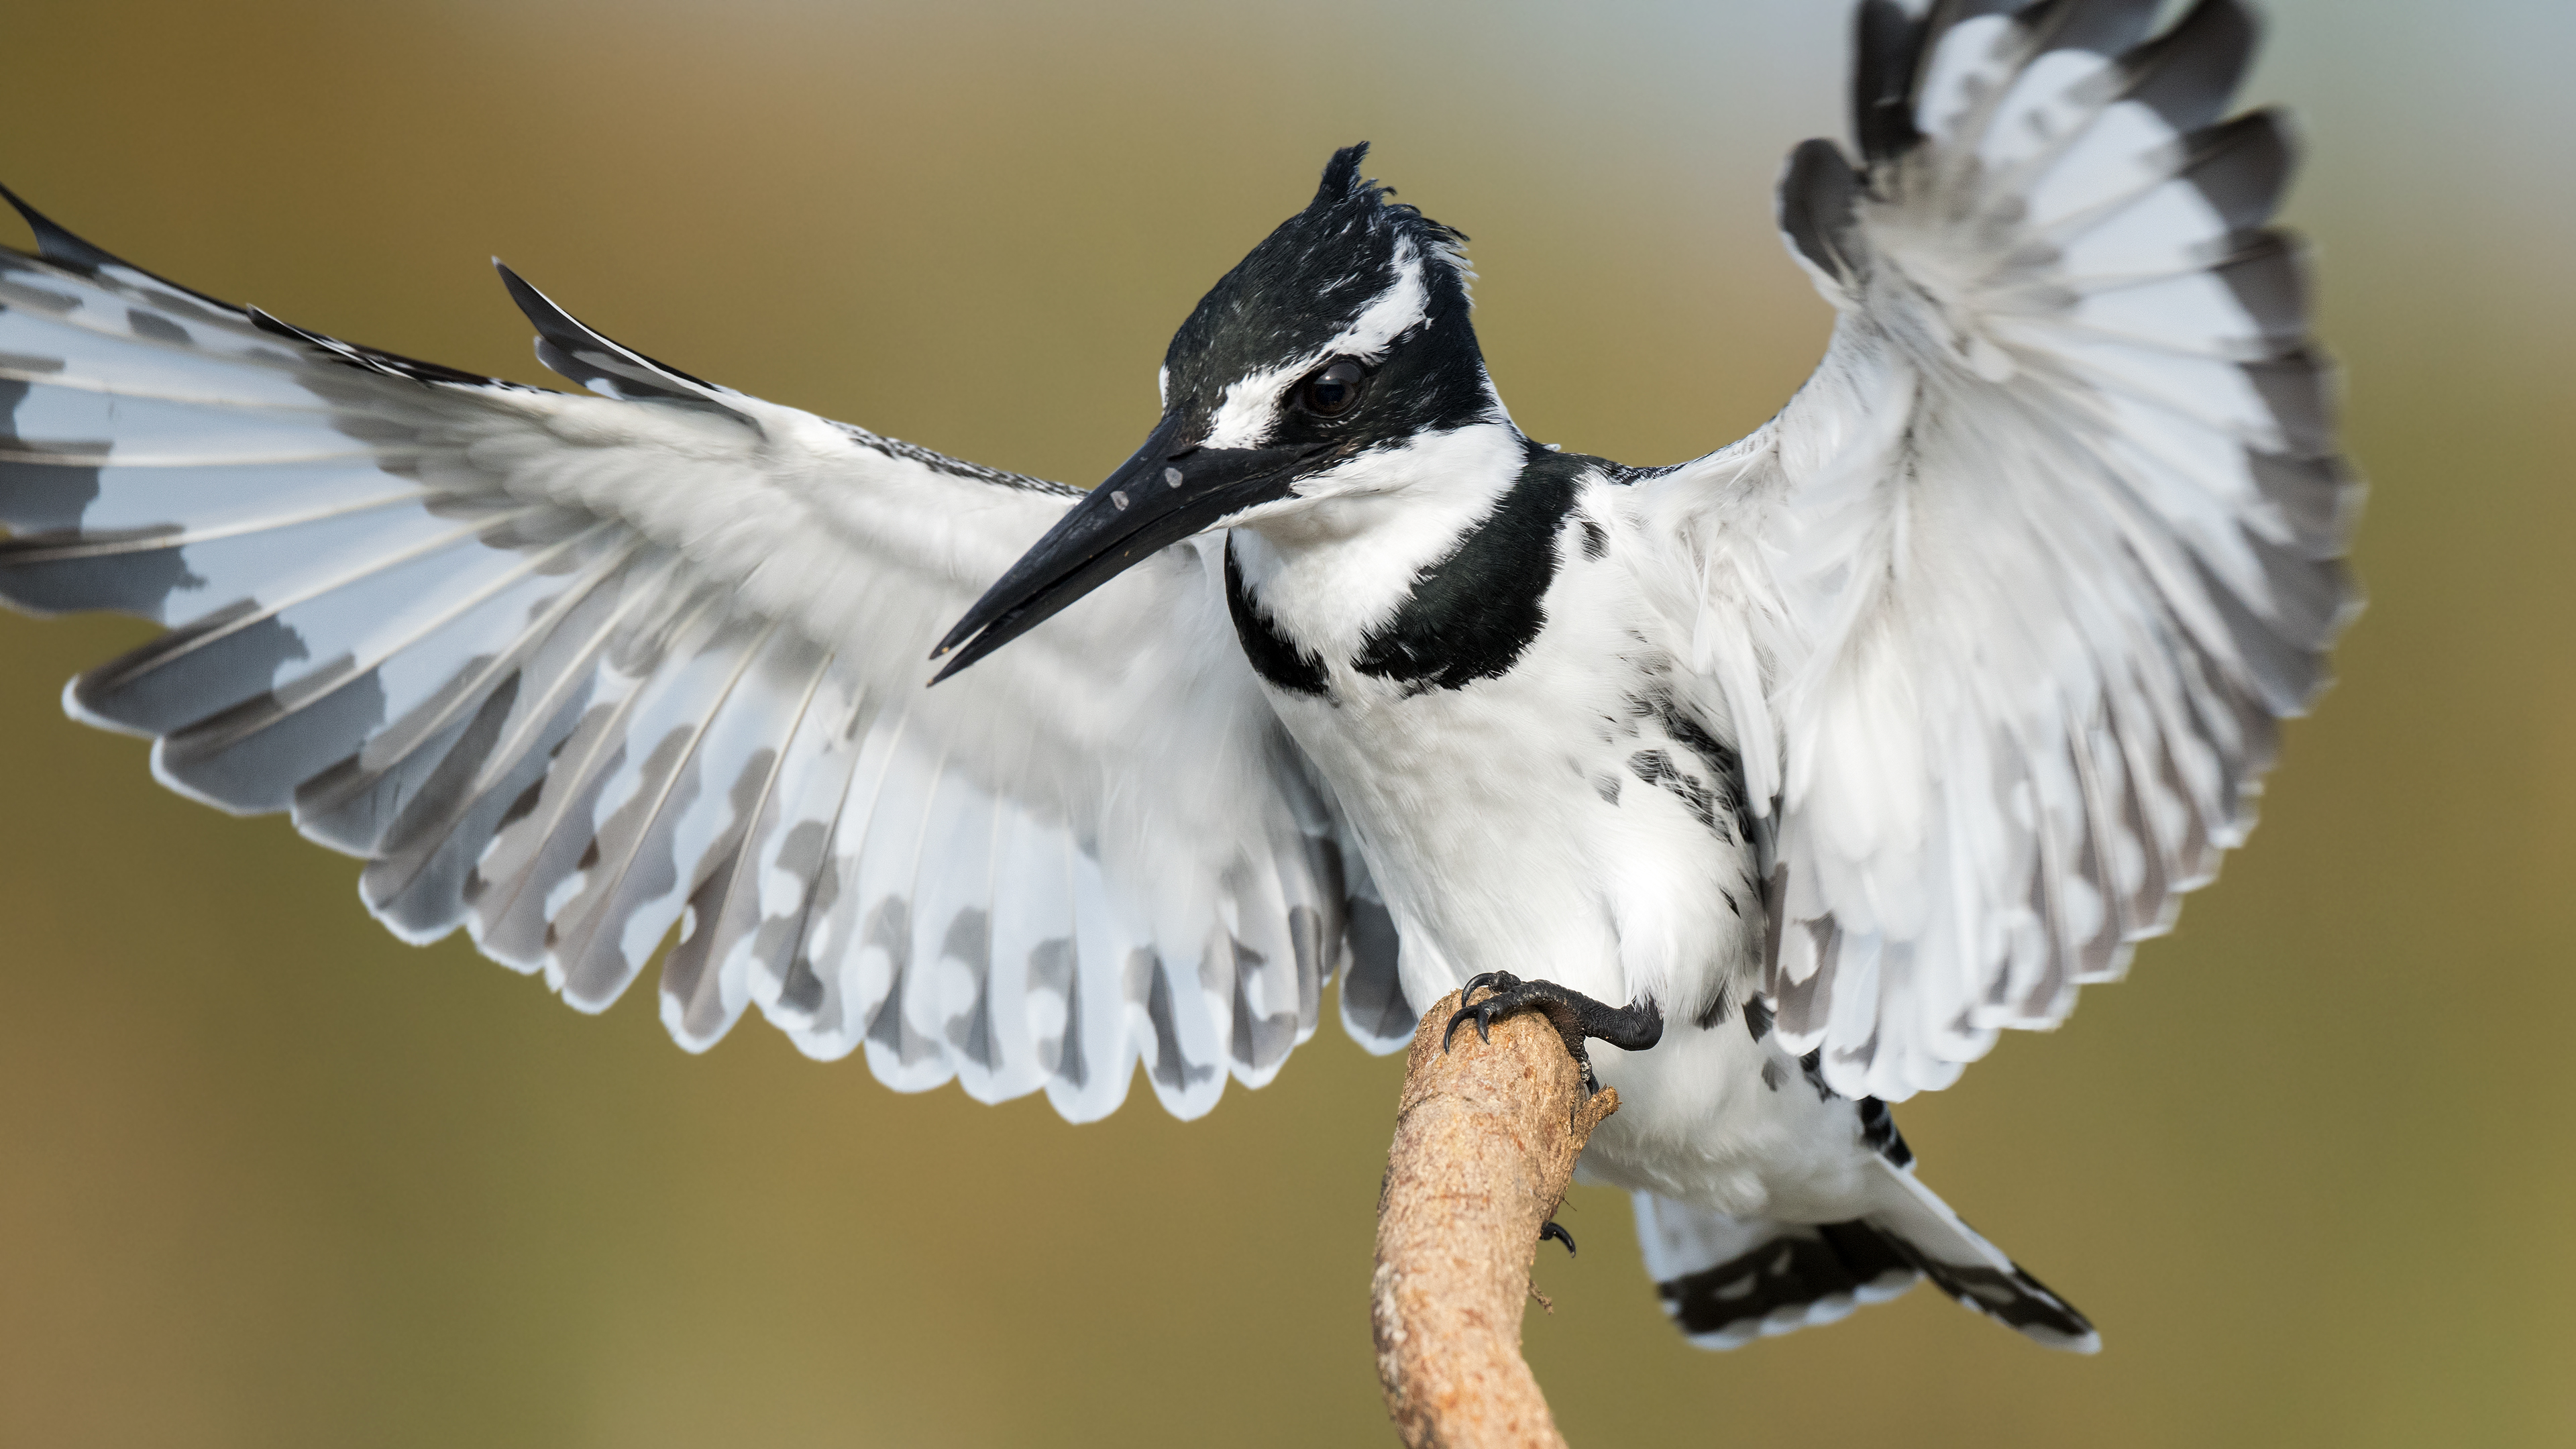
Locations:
1371;987;1621;1449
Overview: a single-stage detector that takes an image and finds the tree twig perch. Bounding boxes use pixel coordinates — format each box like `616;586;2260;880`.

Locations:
1373;986;1620;1449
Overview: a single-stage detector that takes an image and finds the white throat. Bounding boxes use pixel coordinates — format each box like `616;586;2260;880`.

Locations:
1228;420;1527;657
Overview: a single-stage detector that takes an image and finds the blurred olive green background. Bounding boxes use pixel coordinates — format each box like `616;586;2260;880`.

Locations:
1;1;2569;1445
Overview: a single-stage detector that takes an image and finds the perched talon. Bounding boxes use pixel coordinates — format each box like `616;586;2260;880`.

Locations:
1439;973;1664;1077
1539;1220;1576;1258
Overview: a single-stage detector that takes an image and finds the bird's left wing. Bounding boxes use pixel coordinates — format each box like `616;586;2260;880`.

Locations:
0;190;1407;1122
1633;0;2359;1099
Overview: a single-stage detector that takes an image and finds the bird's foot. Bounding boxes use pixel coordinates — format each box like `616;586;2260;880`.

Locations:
1442;971;1664;1091
1538;1220;1576;1258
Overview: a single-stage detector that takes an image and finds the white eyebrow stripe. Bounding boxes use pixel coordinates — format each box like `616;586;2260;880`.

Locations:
1201;237;1429;450
1331;241;1431;358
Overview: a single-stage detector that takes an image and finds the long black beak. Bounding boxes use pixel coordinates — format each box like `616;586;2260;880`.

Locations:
928;414;1312;682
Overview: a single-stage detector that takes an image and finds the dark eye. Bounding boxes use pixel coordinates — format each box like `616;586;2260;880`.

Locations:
1299;360;1366;418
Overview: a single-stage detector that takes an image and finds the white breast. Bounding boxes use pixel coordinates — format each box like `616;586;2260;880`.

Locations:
1240;474;1888;1220
1257;511;1758;1024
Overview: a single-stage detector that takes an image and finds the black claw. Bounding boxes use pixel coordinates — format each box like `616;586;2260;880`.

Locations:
1440;1003;1475;1053
1437;973;1664;1075
1441;972;1525;1053
1539;1220;1576;1258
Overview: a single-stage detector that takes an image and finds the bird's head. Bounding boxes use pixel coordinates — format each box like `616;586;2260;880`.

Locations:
931;143;1505;680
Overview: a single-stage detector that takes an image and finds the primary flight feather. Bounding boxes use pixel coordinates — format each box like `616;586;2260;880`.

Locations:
0;0;2351;1350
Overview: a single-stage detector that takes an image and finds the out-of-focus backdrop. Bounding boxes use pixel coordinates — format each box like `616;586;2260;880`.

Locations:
1;1;2567;1444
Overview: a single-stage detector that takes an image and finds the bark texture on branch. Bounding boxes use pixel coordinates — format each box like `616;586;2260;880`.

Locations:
1372;987;1620;1449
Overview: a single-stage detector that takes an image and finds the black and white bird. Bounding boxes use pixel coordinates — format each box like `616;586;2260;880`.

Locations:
0;0;2352;1352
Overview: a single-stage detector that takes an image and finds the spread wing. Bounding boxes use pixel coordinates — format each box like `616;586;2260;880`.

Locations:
1635;0;2359;1099
0;189;1412;1122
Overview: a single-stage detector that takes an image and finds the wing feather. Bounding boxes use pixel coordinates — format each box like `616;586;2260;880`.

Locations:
1640;0;2356;1099
657;637;841;1051
0;188;1397;1118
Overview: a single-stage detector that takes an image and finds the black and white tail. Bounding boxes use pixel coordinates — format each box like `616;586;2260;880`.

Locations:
1633;1191;1923;1350
1635;1157;2097;1352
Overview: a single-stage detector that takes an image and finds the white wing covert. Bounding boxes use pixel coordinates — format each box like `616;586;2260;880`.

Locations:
1635;0;2359;1099
0;190;1406;1121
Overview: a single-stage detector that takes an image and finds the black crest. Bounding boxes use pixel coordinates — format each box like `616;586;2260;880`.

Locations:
1160;144;1489;440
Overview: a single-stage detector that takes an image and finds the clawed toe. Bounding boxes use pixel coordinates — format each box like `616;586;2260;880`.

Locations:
1441;972;1526;1052
1436;974;1663;1092
1539;1220;1576;1257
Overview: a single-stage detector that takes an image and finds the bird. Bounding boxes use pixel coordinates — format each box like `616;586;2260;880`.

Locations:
0;0;2352;1354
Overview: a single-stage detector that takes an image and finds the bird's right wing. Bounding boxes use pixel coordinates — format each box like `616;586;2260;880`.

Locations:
0;191;1409;1122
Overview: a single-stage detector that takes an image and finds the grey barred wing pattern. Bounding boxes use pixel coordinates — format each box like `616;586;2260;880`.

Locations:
1639;0;2359;1099
0;192;1400;1122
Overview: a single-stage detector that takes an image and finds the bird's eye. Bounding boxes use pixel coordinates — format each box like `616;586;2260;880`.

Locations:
1299;360;1366;418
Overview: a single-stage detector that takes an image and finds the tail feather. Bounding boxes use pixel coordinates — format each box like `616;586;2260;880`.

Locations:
1633;1193;1920;1350
1862;1157;2099;1351
1634;1172;2096;1353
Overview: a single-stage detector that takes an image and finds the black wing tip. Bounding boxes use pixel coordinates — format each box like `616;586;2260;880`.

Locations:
0;178;124;274
1780;138;1866;288
1855;0;2263;163
248;299;500;388
490;258;586;370
0;183;499;389
0;182;279;323
492;258;736;407
0;181;237;311
245;304;313;341
492;258;571;339
492;261;613;369
1852;0;1931;160
2127;0;2261;106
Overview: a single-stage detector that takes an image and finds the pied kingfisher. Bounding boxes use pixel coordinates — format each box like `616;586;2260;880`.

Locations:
0;0;2350;1350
